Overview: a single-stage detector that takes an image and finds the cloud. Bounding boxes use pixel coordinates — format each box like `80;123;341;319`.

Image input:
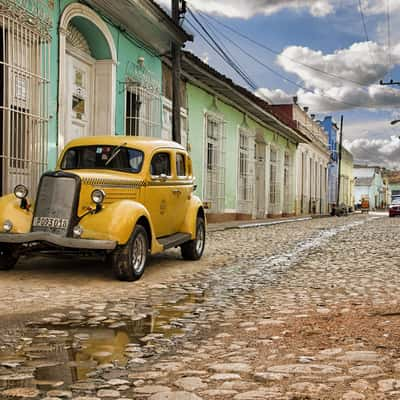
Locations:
255;88;293;104
257;41;400;112
361;0;400;16
156;0;335;19
277;42;391;89
344;136;400;169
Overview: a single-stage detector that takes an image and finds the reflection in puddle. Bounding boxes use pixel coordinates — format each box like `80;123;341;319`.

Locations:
0;293;205;389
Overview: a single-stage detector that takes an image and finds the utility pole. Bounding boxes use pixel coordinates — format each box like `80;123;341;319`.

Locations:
171;0;183;144
336;115;344;214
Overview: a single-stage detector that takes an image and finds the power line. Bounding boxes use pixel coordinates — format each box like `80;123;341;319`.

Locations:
386;0;392;77
186;19;258;91
357;0;377;66
187;9;259;91
187;6;370;110
186;8;259;91
185;16;258;91
190;4;373;89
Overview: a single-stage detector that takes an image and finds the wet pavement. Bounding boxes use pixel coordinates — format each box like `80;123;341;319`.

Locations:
0;214;399;399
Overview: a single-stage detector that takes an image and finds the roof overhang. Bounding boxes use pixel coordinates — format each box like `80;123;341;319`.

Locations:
181;53;310;145
85;0;192;55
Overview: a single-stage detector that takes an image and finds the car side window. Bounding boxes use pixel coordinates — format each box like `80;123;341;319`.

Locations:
151;152;171;176
176;153;186;177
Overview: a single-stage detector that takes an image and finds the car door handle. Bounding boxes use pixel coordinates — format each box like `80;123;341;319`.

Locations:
172;189;182;195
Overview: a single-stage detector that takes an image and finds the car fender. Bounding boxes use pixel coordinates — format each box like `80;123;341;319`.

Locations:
0;194;33;233
80;200;161;251
180;195;205;239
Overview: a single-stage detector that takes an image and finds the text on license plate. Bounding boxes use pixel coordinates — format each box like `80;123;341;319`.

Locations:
33;217;69;229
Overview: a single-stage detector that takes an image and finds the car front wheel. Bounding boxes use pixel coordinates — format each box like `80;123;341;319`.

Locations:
181;216;205;260
111;225;148;281
0;246;19;270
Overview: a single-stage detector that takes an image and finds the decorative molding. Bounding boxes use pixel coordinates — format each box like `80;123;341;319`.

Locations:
66;23;91;56
59;2;117;61
124;60;161;93
0;0;52;38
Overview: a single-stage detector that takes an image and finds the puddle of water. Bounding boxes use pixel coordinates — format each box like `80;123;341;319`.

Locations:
0;293;205;388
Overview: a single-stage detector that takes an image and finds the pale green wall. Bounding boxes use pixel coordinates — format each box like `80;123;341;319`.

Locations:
47;0;162;168
186;82;296;210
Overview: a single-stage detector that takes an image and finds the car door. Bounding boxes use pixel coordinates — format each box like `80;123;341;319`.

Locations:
171;151;191;232
145;150;175;238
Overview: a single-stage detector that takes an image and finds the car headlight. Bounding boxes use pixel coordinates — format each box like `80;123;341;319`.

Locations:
14;184;28;199
3;220;13;232
73;225;83;238
91;189;105;205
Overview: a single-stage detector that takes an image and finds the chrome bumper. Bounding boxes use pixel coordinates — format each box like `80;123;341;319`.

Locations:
0;232;117;250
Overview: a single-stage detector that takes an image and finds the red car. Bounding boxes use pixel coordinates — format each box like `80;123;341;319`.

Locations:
389;199;400;217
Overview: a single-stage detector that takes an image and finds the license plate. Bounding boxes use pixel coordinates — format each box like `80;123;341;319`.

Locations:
33;217;69;229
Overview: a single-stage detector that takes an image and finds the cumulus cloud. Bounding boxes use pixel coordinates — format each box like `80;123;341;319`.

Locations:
254;41;400;112
344;136;400;169
157;0;335;19
255;88;293;104
277;42;391;89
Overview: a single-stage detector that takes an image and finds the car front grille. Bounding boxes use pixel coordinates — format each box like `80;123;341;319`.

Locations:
31;173;80;236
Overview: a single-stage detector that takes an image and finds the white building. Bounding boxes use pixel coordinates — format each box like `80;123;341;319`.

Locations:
269;103;330;216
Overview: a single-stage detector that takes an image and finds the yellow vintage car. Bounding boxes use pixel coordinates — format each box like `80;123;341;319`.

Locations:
0;136;206;281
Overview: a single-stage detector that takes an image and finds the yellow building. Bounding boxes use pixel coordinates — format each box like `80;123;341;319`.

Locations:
339;147;354;211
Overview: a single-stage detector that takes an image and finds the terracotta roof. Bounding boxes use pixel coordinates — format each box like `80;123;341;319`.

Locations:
388;172;400;184
181;51;310;144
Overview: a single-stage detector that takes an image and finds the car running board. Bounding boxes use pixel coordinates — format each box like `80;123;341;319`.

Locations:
158;233;191;250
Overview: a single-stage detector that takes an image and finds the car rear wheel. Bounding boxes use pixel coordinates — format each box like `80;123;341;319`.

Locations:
181;217;205;260
111;225;148;281
0;246;19;270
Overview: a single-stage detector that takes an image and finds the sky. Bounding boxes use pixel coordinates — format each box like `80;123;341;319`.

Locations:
156;0;400;170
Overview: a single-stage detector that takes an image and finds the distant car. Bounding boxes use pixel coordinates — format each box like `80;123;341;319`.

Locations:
0;136;206;281
389;198;400;217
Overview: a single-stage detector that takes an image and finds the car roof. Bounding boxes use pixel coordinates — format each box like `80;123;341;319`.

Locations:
64;136;186;152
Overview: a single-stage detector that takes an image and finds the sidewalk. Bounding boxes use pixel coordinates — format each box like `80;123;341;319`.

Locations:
207;215;323;232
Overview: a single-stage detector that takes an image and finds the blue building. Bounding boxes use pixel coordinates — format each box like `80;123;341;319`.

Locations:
320;116;338;212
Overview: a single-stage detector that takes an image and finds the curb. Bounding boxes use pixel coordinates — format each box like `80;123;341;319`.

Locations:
208;216;315;232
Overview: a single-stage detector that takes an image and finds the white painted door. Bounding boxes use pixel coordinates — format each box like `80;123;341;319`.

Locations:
65;53;93;145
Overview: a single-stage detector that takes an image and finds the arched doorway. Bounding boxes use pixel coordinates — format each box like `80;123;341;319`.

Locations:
59;3;116;150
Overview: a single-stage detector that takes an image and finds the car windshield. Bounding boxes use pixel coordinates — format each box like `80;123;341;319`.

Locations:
392;199;400;205
61;145;144;173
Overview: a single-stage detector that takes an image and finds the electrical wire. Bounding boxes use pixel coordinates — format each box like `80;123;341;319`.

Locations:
187;6;369;109
386;0;392;76
189;3;373;89
357;0;377;66
186;9;259;91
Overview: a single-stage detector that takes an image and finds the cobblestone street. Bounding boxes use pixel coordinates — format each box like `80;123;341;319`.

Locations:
1;214;400;400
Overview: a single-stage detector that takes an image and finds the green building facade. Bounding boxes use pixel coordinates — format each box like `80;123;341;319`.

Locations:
0;0;189;195
181;52;306;222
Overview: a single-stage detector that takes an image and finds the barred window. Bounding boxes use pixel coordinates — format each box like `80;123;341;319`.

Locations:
0;11;50;195
269;148;278;205
238;129;255;214
204;114;226;213
125;82;161;137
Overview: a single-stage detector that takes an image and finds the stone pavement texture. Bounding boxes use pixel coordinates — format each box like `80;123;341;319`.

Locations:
0;214;400;399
